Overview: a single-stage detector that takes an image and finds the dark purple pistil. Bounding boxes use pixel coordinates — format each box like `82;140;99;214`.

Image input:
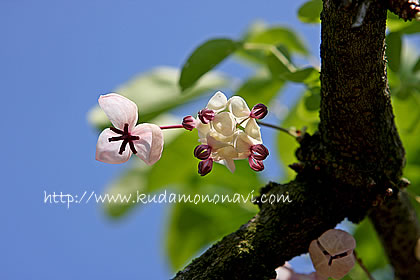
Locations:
108;123;140;155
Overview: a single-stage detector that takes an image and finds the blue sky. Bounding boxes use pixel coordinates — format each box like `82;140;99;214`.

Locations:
1;1;320;279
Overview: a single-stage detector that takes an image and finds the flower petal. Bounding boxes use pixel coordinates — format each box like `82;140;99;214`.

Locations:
207;91;227;112
131;123;164;165
214;146;237;173
95;129;132;164
207;131;232;150
212;112;236;137
222;158;236;173
228;96;250;119
318;229;356;255
98;93;138;130
234;132;253;159
196;120;211;140
329;253;355;279
245;118;262;142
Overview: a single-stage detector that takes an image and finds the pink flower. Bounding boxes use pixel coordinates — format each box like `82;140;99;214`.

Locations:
95;93;164;165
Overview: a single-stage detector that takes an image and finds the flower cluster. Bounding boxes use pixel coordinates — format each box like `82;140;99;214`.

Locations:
95;91;269;177
190;91;269;176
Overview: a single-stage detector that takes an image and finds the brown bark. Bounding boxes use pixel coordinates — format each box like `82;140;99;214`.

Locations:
173;0;420;279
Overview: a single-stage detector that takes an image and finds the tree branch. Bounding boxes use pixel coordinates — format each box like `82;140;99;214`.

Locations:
369;191;420;279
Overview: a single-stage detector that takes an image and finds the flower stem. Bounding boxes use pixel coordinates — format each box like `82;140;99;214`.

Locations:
354;251;375;280
243;43;296;72
239;117;250;126
257;121;299;138
160;124;184;130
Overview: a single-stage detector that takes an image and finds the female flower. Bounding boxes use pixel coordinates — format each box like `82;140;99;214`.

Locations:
95;93;164;165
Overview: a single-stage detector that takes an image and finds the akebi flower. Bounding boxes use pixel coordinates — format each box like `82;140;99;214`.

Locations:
192;91;269;175
95;93;164;165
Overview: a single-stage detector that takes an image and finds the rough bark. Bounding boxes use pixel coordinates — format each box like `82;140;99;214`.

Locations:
173;0;420;279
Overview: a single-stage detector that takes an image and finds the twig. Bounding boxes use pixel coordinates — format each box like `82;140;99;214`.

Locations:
257;121;299;137
354;251;375;280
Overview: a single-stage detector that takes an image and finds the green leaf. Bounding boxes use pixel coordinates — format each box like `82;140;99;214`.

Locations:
303;87;321;111
103;166;149;218
247;26;308;55
297;0;322;24
235;73;285;107
88;67;230;130
393;95;420;165
353;219;388;271
398;21;420;34
179;38;241;90
277;95;319;181
389;43;420;100
387;11;420;34
147;132;199;192
386;32;402;72
266;52;293;76
413;57;420;73
281;67;319;84
166;198;256;271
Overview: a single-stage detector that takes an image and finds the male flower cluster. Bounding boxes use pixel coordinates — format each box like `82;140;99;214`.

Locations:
191;91;269;176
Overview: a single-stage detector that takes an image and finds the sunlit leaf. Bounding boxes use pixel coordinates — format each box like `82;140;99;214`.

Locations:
280;67;319;84
266;51;293;76
277;95;319;181
353;219;388;271
179;39;241;90
247;26;308;55
298;0;322;24
387;11;420;34
413;57;420;73
236;73;285;107
303;87;321;111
